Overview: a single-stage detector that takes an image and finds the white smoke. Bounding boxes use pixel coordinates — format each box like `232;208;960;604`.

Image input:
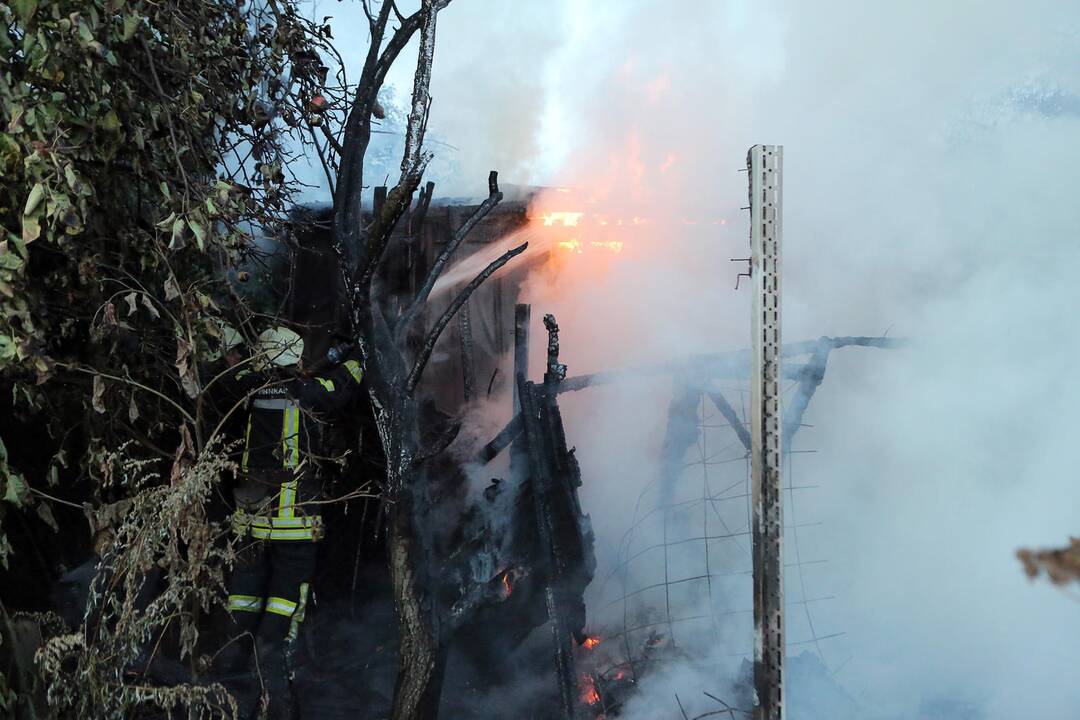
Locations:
319;1;1080;717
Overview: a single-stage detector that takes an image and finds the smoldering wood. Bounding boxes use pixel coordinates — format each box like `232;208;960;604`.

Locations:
509;313;597;720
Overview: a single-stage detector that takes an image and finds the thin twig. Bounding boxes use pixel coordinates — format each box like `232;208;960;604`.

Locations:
58;363;197;427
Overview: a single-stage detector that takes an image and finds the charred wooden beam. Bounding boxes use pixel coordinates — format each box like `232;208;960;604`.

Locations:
514;313;596;720
707;389;751;452
476;413;523;464
513;303;531;412
518;379;578;720
510;303;531;476
782;344;830;446
409;180;435;235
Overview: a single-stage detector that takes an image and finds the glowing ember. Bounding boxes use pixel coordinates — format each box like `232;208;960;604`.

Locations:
540;211;583;227
501;573;513;598
589;241;623;254
582;636;601;649
579;673;600;705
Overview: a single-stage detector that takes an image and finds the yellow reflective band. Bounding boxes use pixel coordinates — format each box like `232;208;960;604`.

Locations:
249;526;317;541
228;595;264;613
316;377;335;392
241;413;253;472
286;583;310;643
343;360;363;384
281;405;300;469
278;480;297;519
233;510;322;541
266;597;298;618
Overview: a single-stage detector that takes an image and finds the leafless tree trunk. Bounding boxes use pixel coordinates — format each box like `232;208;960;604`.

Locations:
329;3;525;718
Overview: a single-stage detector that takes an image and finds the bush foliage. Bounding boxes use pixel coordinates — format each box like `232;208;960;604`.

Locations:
0;0;335;714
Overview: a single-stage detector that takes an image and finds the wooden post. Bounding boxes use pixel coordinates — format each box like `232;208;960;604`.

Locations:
459;299;475;402
747;144;784;720
374;185;387;217
513;303;531;413
510;303;531;478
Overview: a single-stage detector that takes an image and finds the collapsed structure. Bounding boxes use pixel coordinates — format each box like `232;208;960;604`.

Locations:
221;153;902;717
15;155;902;720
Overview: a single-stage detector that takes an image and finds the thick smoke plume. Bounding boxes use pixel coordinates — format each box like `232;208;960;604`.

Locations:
325;1;1080;717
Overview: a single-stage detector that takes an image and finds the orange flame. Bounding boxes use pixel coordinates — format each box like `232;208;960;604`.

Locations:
589;241;623;254
558;238;583;254
540;211;583;227
583;636;601;649
579;673;600;705
501;572;512;598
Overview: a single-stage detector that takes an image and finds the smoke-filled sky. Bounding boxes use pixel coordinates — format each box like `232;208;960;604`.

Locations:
313;1;1080;717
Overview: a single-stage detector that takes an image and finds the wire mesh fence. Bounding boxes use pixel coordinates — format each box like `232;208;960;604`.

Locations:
591;379;842;686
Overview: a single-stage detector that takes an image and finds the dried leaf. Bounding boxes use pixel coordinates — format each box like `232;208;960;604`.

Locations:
1018;539;1080;586
123;292;137;316
164;275;180;302
92;374;106;413
36;501;58;532
169;217;186;249
175;338;200;398
170;424;195;485
85;498;133;537
127;394;139;422
21;215;40;244
140;294;160;319
188;219;205;250
103;302;119;327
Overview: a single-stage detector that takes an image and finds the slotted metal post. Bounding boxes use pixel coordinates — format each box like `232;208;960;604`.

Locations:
747;144;784;720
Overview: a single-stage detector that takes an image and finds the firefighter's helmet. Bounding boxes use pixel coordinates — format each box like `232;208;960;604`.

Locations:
257;326;304;368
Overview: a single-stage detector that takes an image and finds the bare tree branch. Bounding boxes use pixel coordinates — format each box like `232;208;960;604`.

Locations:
396;170;503;341
334;2;423;274
350;3;436;295
399;2;438;183
405;242;528;396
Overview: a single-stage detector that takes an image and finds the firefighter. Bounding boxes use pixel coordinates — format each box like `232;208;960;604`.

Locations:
219;326;363;718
